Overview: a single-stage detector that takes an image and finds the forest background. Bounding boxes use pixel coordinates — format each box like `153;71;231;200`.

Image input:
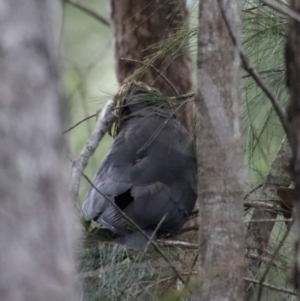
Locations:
0;0;295;300
63;1;292;300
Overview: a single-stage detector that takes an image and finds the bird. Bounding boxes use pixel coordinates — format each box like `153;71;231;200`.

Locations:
82;82;197;250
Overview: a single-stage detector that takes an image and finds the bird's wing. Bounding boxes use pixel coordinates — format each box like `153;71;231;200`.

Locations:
82;112;197;233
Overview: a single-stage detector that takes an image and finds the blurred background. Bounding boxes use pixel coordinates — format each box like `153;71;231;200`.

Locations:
62;1;116;200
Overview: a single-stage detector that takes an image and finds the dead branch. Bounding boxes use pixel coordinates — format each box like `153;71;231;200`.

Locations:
244;184;263;200
244;200;282;210
261;0;300;23
257;222;293;301
168;93;195;101
71;100;116;201
64;0;110;27
245;218;292;223
242;68;284;79
244;277;296;296
179;226;199;233
157;240;198;249
63;113;97;134
144;215;167;252
246;250;281;268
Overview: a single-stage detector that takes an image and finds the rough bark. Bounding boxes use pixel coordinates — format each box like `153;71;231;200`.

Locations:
110;0;194;132
245;137;291;298
0;1;77;301
195;0;244;300
285;0;300;295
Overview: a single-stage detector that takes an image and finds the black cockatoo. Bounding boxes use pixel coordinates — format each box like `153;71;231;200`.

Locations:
82;82;197;250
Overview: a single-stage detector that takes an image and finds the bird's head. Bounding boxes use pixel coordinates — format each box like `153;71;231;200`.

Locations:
110;81;171;137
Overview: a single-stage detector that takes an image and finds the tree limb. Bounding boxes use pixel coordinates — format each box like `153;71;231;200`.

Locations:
71;99;116;201
120;58;179;96
157;240;198;249
261;0;300;23
244;277;296;296
63;113;97;134
64;0;110;27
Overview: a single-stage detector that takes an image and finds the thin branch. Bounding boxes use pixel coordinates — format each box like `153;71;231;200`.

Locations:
257;222;294;301
144;215;166;252
192;198;288;212
242;68;284;79
261;0;300;23
244;200;282;210
179;225;199;233
244;183;263;200
246;250;281;268
168;92;195;101
244;277;296;296
244;4;267;13
245;218;292;223
64;0;110;27
71;99;116;201
157;240;198;249
63;113;97;134
217;0;289;135
82;173;185;284
120;58;179;96
175;251;200;300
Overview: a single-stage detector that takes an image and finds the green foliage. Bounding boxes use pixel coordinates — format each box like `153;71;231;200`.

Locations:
242;1;288;183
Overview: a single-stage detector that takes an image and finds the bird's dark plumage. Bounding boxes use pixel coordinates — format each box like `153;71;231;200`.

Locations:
82;82;197;249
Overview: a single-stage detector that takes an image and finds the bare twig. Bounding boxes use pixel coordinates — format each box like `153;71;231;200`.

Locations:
261;0;300;23
168;92;195;101
246;250;281;267
245;218;292;223
63;113;97;134
175;251;200;301
244;277;296;296
64;0;110;27
257;222;294;301
144;215;166;252
179;225;199;233
192;198;287;212
242;68;284;79
71;100;116;200
82;173;185;283
120;58;179;96
157;240;198;249
244;183;263;200
244;200;282;210
217;0;289;134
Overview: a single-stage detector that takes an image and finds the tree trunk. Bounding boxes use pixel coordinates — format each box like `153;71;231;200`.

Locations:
195;1;244;300
0;1;77;301
110;0;194;132
285;0;300;296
